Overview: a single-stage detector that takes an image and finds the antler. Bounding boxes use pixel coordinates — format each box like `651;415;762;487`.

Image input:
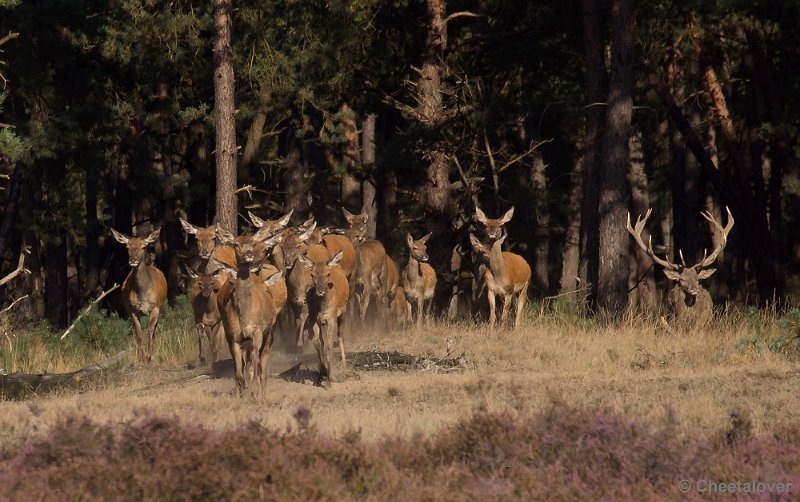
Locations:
696;206;734;269
626;209;679;271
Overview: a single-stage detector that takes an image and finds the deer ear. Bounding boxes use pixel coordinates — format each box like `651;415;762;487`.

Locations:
297;254;313;269
697;268;716;280
501;207;515;224
495;234;507;248
253;226;275;243
406;233;414;246
180;218;198;235
468;233;482;250
145;228;161;244
329;250;344;267
184;264;199;280
264;270;283;287
299;221;317;242
277;209;293;227
475;206;487;224
210;256;237;279
663;269;681;281
248;211;266;228
420;232;432;244
215;223;235;245
110;228;130;245
342;207;354;221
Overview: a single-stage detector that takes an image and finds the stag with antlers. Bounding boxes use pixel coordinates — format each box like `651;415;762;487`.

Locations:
626;207;734;327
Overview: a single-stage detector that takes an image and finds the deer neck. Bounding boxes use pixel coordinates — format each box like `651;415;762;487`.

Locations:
130;262;155;290
407;255;422;286
231;268;262;319
486;241;506;282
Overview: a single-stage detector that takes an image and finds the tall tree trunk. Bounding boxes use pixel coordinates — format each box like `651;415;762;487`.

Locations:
559;140;583;299
45;230;67;329
627;128;657;311
530;142;550;296
597;0;635;319
579;0;607;312
361;112;378;240
84;152;100;297
240;87;271;175
0;164;24;263
283;133;312;224
212;0;237;234
419;0;453;312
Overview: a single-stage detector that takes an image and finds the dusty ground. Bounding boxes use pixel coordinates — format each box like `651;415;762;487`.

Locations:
1;314;799;444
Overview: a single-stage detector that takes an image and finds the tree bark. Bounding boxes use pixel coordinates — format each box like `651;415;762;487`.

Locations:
627;128;657;311
559;139;583;299
361;113;378;240
529;143;550;296
597;0;635;319
212;0;238;234
579;0;607;312
282;133;312;224
240;87;271;174
45;229;68;329
419;0;453;312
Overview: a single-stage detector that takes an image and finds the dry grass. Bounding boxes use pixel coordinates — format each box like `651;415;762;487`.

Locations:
1;302;800;446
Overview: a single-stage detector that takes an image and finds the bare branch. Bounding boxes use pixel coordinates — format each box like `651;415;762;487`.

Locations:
0;32;18;48
60;284;120;340
0;294;28;316
443;11;482;24
234;184;256;199
0;246;30;287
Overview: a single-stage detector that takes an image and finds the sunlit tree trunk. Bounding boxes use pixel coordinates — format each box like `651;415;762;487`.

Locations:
361;112;378;240
213;0;237;233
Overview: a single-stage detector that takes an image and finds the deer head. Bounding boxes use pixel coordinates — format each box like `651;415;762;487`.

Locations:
406;232;432;262
475;206;514;242
110;228;160;267
185;265;226;298
215;224;282;268
342;207;368;244
298;250;344;297
280;221;317;269
179;219;220;260
627;207;734;299
247;209;293;236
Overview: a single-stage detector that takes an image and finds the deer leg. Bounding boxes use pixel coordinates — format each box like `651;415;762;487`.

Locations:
487;290;497;335
359;281;373;327
259;327;275;391
196;323;208;365
416;297;423;330
131;314;145;362
145;307;161;364
319;320;333;386
333;317;346;369
514;281;529;330
292;302;308;348
499;294;511;326
229;340;245;397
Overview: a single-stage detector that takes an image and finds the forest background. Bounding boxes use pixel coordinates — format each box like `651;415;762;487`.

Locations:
0;0;799;330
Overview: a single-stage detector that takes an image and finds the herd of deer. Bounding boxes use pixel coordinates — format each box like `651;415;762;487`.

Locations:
107;203;733;396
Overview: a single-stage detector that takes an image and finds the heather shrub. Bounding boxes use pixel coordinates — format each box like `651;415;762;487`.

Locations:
1;403;798;500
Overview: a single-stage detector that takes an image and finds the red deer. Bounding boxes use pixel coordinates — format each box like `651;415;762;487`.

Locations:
247;210;294;272
184;265;227;365
297;250;349;386
402;233;437;328
469;233;531;334
213;227;284;396
627;207;734;327
110;228;168;363
180;219;237;364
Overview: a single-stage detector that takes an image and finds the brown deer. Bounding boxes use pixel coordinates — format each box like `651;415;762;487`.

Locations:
110;228;168;363
402;233;437;328
469;233;531;334
212;228;284;396
475;206;514;242
353;239;388;327
185;265;227;365
389;286;411;328
180;219;237;364
342;207;369;245
627;207;734;327
297;250;349;386
247;210;294;272
280;222;332;347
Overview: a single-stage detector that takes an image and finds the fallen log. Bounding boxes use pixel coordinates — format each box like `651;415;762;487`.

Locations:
0;349;131;400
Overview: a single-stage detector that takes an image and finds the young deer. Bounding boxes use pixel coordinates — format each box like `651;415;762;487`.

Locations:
470;206;515;318
297;250;349;386
469;233;531;334
212;228;284;396
247;209;294;272
180;219;237;364
280;222;331;347
627;207;734;327
402;233;437;328
342;207;369;245
185;265;227;365
353;239;388;327
110;228;168;363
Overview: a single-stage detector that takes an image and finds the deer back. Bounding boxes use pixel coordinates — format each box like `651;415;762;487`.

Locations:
385;255;399;295
258;263;287;314
322;234;356;277
355;240;387;283
420;263;437;298
501;251;531;292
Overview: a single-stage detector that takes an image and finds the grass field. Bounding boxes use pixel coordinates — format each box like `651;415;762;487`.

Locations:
2;298;800;445
1;299;800;498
